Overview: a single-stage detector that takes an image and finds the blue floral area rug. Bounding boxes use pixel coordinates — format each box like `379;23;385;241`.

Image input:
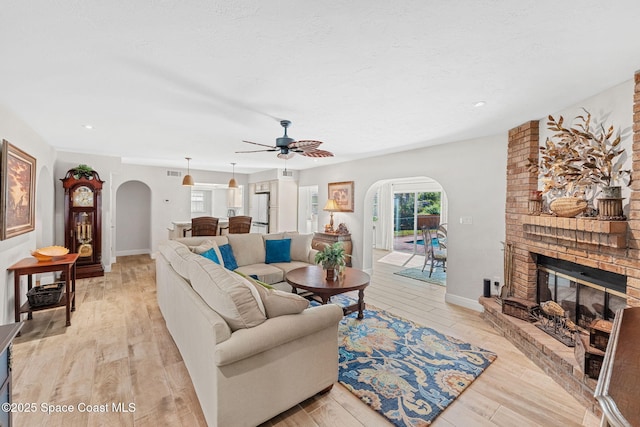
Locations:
337;304;497;426
394;267;446;286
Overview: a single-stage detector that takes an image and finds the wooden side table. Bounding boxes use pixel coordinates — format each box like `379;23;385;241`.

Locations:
312;232;353;267
7;254;79;327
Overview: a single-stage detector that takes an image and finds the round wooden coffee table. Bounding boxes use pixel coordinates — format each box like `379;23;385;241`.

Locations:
285;265;370;319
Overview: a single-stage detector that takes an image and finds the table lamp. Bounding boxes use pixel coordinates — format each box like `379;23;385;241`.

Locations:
323;199;340;232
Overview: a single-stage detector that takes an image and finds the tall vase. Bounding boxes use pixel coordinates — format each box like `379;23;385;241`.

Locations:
325;267;337;281
598;187;625;220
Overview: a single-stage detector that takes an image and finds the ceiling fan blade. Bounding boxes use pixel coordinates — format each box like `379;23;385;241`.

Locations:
235;149;278;153
289;140;323;151
277;152;296;160
301;149;334;158
242;140;277;149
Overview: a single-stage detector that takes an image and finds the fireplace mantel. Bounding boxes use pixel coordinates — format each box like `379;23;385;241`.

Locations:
523;216;627;249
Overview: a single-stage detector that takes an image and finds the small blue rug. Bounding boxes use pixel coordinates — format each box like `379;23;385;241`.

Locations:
337;305;497;426
394;267;446;286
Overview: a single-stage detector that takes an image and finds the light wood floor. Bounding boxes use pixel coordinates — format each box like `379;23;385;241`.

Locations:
11;251;600;427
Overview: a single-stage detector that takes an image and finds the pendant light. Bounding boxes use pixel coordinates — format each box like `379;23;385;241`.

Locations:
228;162;238;188
182;157;194;186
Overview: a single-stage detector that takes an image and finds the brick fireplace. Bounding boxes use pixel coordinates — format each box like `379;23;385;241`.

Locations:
480;70;640;413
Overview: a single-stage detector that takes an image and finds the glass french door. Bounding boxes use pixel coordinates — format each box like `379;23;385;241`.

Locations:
393;191;441;254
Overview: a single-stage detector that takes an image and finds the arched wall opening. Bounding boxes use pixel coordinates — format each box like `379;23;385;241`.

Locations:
361;176;448;274
115;180;151;256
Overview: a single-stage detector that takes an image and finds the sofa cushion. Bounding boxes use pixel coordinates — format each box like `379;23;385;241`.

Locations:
178;235;229;250
188;256;266;331
227;234;266;266
284;232;313;262
246;277;309;318
218;244;238;271
270;261;316;275
159;240;200;280
265;238;291;264
235;264;284;284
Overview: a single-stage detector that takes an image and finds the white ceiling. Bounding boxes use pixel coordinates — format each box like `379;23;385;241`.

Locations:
2;1;640;174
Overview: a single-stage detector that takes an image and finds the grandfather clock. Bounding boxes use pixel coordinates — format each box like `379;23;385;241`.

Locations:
61;166;104;278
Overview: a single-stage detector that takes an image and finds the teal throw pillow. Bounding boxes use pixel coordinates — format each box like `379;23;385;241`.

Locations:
200;248;221;265
217;244;238;271
265;238;291;264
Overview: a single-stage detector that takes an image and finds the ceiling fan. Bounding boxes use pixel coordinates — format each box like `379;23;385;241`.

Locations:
236;120;334;160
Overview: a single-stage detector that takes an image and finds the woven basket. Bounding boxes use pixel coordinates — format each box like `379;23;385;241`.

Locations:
27;283;64;307
549;197;587;217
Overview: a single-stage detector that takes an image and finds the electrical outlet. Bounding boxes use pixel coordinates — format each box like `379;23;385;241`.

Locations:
459;216;473;225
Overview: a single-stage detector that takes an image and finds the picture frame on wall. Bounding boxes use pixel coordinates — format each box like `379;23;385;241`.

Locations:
1;140;36;240
328;181;354;212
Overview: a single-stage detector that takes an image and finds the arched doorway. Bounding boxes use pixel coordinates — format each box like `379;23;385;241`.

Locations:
362;177;448;280
115;181;151;256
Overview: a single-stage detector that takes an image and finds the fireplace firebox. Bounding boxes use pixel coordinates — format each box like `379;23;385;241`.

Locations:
536;255;627;330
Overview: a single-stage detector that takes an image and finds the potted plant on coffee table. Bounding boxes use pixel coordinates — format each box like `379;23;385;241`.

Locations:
315;242;346;281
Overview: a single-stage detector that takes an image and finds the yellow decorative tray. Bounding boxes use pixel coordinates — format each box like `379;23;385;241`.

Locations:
31;246;69;262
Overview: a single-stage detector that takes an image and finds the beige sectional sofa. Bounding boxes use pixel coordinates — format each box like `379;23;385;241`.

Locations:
156;232;343;427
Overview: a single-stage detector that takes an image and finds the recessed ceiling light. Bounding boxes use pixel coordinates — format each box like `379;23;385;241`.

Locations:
474;101;486;108
83;124;93;130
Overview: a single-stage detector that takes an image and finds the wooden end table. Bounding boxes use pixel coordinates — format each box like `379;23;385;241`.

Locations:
285;265;370;319
7;253;79;327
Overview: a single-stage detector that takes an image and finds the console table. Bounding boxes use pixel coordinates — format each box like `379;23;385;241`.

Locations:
7;254;79;327
312;232;352;267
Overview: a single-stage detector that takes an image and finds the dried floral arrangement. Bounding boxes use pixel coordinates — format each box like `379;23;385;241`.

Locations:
528;109;632;199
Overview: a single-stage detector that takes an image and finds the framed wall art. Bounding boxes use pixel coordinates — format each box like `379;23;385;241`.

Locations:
328;181;354;212
1;140;36;240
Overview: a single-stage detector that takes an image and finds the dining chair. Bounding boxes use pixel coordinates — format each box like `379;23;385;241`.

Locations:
184;216;219;237
422;226;447;277
224;215;252;234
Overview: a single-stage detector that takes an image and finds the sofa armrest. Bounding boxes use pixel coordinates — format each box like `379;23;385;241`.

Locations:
214;304;343;366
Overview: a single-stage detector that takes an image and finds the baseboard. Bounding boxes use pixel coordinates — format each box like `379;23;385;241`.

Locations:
445;293;484;312
116;249;150;256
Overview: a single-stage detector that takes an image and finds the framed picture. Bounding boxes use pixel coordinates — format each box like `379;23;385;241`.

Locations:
328;181;354;212
1;140;36;240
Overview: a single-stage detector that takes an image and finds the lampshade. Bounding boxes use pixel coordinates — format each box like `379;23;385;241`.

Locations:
323;199;339;212
182;157;194;186
228;162;238;188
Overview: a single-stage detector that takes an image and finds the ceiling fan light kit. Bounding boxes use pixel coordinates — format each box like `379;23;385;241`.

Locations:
236;120;334;160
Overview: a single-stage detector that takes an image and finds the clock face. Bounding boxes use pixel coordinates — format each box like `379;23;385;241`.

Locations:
72;186;94;207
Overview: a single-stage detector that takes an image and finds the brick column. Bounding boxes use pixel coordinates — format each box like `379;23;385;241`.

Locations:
506;121;539;300
625;71;640;306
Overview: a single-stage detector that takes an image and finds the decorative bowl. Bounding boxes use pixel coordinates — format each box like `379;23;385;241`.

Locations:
549;197;588;218
31;246;69;262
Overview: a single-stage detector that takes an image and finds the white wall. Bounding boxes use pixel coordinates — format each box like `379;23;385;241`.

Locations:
53;156;250;270
116;181;151;256
538;78;634;210
299;135;508;311
0;106;57;324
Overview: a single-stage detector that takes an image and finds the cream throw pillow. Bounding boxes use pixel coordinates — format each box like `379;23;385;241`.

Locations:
188;256;266;331
247;278;310;318
284;232;312;262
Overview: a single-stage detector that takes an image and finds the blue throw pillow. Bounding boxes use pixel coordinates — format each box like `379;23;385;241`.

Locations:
217;244;238;271
265;238;291;264
200;248;220;265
